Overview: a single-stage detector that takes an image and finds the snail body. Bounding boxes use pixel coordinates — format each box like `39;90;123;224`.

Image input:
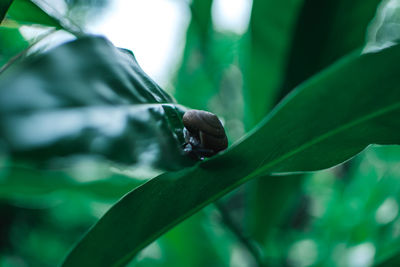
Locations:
182;110;228;159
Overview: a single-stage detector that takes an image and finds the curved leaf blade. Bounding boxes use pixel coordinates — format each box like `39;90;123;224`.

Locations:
63;44;400;266
279;0;381;100
0;36;192;171
6;0;82;35
245;0;303;128
248;0;381;245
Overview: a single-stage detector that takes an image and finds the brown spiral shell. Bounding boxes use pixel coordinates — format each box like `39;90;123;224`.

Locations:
182;110;228;154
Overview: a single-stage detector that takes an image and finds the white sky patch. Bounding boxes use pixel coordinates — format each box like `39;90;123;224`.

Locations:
88;0;190;87
212;0;253;34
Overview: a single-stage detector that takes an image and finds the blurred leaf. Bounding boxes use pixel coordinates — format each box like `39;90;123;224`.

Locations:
6;0;82;35
244;0;303;129
7;0;58;27
297;145;400;266
0;162;144;200
366;0;400;52
245;0;305;251
376;253;400;267
0;36;193;171
247;0;382;250
0;27;29;67
130;209;233;267
63;44;400;266
173;0;214;110
279;0;381;100
174;0;245;142
0;0;12;23
248;174;303;245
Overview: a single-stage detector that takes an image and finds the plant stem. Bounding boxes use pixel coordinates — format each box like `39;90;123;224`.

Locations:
215;201;266;267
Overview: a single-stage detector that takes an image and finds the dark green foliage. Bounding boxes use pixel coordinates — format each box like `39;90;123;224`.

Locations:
0;27;29;67
1;1;400;266
0;36;192;171
63;44;400;266
246;0;382;257
279;0;382;101
6;0;61;27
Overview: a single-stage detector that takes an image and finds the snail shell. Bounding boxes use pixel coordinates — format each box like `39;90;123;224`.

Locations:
182;110;228;154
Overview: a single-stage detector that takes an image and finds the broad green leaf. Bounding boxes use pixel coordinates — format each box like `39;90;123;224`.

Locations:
6;0;82;35
244;0;304;248
247;0;381;248
244;0;303;129
7;0;62;27
0;0;12;23
0;36;193;171
63;44;400;266
279;0;381;100
245;0;380;130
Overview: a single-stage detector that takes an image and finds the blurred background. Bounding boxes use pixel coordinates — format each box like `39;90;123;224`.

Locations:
1;0;400;266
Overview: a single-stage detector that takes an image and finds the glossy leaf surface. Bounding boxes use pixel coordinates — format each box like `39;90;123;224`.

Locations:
63;44;400;266
0;36;192;171
7;0;61;27
247;0;382;244
6;0;81;35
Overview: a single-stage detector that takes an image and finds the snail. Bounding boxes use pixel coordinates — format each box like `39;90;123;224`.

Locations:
182;109;228;159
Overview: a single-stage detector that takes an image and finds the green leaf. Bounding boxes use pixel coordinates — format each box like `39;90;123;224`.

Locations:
246;0;381;248
0;26;29;67
248;174;304;245
244;0;303;129
7;0;61;27
0;162;144;200
0;0;13;23
244;0;304;250
6;0;82;35
279;0;381;100
244;0;380;128
130;209;233;266
62;44;400;266
0;36;193;171
174;0;245;142
173;0;214;110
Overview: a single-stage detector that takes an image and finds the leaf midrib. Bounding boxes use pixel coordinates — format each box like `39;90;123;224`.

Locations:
111;101;400;266
253;101;400;177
